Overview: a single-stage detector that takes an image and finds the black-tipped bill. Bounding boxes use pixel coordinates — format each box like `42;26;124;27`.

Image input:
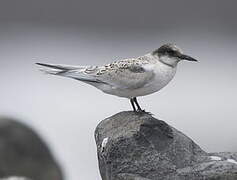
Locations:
179;54;198;62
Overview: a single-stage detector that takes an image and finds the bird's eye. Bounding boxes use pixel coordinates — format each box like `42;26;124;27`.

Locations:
167;50;175;55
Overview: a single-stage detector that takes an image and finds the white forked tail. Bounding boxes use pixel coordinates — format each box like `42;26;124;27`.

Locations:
36;62;101;83
38;68;63;75
36;62;85;75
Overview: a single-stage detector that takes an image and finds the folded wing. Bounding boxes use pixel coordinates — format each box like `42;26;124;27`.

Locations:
97;59;155;89
36;58;155;89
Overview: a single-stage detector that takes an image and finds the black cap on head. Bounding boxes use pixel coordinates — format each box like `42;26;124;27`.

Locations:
153;43;198;62
153;43;182;57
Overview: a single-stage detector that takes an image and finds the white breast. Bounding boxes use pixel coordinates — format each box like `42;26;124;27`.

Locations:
131;61;177;97
152;61;177;90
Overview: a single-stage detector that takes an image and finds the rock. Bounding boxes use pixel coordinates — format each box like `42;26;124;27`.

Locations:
95;111;237;180
1;177;31;180
116;173;151;180
0;117;63;180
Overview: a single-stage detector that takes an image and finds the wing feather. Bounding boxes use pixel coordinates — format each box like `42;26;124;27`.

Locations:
37;56;155;89
94;58;155;89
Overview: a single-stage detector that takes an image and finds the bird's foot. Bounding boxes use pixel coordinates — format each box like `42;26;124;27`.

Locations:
135;109;153;115
137;109;145;113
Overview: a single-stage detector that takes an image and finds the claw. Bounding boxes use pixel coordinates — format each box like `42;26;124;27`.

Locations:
135;109;153;115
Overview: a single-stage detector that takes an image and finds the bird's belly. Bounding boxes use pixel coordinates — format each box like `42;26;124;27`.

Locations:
99;66;176;98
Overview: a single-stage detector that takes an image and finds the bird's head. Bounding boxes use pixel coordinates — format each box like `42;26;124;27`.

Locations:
152;43;198;67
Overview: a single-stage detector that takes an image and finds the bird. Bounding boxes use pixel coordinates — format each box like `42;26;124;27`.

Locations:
36;43;198;112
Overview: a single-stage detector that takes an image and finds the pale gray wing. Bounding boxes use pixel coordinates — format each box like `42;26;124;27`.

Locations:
95;59;155;89
36;58;155;89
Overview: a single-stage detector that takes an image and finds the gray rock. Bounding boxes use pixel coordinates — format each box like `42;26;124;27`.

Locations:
95;111;237;180
0;177;31;180
0;117;63;180
116;173;151;180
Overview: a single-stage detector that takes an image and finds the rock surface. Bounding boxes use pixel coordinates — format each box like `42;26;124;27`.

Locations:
1;177;31;180
0;117;63;180
95;111;237;180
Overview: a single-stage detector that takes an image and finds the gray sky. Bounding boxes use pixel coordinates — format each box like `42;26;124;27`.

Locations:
0;0;236;179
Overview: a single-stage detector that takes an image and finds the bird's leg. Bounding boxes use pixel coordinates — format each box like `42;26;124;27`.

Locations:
130;98;136;112
133;97;145;112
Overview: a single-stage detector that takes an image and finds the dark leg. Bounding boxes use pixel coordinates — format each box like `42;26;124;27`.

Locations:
130;98;136;112
133;97;144;112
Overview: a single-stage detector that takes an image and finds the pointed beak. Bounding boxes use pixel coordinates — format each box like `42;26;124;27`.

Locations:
179;54;198;62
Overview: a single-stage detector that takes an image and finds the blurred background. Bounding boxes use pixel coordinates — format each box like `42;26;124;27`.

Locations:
0;0;236;179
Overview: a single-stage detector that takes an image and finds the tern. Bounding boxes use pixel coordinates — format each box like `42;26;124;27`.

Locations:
36;43;198;112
